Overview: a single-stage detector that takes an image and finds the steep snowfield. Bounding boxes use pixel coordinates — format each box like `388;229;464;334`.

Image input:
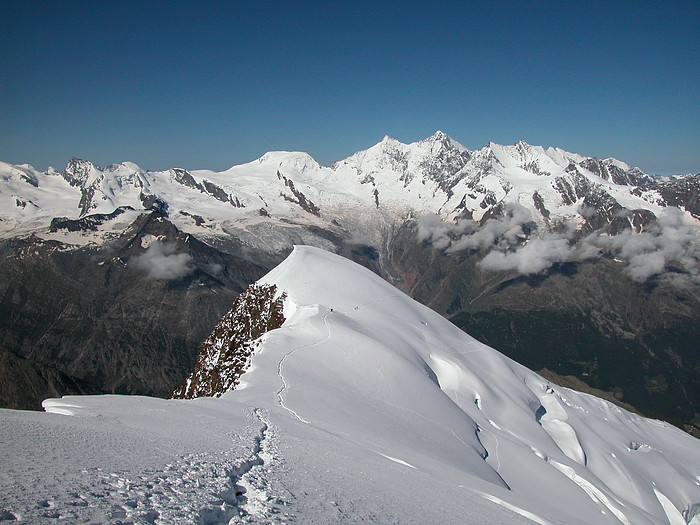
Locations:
2;246;699;524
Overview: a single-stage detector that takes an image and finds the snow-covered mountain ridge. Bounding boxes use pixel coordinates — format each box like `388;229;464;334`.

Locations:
2;133;697;250
3;133;698;289
240;247;700;525
3;246;698;524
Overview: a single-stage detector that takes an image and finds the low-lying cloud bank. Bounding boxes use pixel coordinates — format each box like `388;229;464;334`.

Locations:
131;241;195;280
417;205;700;286
417;205;532;252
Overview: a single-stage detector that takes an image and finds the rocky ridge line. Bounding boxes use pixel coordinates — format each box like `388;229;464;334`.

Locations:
173;283;286;399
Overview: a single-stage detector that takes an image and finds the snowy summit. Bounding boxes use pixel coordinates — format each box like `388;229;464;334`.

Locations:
2;246;699;524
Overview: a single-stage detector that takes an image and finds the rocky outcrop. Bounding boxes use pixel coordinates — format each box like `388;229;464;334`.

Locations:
277;171;320;215
173;283;286;399
171;168;243;207
652;174;700;218
49;206;134;232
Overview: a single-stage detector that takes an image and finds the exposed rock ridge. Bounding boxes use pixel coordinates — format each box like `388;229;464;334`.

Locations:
173;283;286;399
49;206;134;232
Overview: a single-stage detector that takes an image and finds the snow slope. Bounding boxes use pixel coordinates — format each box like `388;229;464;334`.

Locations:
2;246;700;524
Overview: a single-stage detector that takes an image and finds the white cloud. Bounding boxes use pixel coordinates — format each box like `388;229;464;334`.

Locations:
417;206;700;285
479;238;575;274
416;214;476;250
417;205;534;254
584;207;700;283
131;241;195;280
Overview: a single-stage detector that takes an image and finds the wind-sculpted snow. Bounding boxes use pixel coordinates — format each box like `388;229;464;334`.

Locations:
2;246;700;524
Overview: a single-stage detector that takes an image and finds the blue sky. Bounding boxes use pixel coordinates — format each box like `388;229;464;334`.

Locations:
1;0;698;174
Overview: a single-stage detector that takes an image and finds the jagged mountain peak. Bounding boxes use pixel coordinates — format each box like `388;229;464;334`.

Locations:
363;132;465;158
65;157;94;169
1;133;697;247
61;158;147;191
483;139;549;159
416;130;469;154
428;129;449;140
62;157;101;187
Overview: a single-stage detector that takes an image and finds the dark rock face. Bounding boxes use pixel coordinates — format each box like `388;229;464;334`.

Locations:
579;158;650;186
655;174;700;219
49;206;134;232
0;212;269;409
173;283;286;399
277;171;321;216
170;168;243;207
417;134;471;196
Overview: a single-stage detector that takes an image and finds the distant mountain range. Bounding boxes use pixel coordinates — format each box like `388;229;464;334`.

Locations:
3;131;697;243
1;132;698;433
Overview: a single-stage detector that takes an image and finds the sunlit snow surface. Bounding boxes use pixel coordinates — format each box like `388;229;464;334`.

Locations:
2;246;700;524
2;135;688;250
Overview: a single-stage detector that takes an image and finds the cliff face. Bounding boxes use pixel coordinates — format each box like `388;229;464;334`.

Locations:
173;283;286;399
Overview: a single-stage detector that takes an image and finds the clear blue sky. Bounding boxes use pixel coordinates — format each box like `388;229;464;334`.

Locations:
1;0;698;174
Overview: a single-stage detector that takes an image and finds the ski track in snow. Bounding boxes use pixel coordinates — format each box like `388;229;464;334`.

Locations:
275;307;332;425
275;295;399;425
479;424;503;475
